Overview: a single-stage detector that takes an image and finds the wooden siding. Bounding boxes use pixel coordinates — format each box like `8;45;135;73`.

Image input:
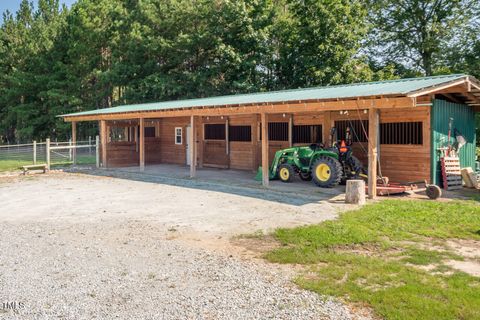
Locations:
379;107;431;183
229;115;256;170
157;117;189;165
106;142;138;167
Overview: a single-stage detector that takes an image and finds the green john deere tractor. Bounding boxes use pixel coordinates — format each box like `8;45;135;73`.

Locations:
255;127;364;188
256;144;344;188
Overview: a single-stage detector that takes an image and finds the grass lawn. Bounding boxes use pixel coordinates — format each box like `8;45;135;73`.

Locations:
0;155;96;172
265;200;480;320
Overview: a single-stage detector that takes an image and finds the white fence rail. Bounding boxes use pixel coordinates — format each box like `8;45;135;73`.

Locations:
0;136;99;172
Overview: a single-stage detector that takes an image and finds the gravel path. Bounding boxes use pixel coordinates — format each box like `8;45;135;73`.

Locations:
0;173;364;319
0;220;358;320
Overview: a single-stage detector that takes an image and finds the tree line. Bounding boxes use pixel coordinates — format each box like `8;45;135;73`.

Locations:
0;0;478;143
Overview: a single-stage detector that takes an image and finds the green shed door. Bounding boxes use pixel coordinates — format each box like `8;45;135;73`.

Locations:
431;99;477;185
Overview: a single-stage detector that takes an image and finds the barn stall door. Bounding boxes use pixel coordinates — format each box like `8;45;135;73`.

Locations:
203;123;229;168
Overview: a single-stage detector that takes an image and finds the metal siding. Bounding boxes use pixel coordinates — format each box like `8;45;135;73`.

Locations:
62;74;467;117
431;99;476;185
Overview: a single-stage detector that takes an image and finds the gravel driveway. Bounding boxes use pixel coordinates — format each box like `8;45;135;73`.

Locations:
0;173;362;319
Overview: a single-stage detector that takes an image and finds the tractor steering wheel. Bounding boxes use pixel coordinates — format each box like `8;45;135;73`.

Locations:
309;143;324;150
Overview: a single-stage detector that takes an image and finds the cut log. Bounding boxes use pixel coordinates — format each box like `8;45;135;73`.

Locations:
345;180;366;205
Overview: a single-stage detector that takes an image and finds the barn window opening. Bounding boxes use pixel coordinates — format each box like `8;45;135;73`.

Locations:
268;122;288;141
229;125;251;142
334;120;368;142
293;125;322;144
204;123;226;140
110;127;129;142
175;127;182;145
144;127;156;138
380;122;423;145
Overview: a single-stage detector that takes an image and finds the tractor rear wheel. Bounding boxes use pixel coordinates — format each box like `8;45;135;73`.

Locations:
341;155;364;185
312;157;343;188
278;164;294;183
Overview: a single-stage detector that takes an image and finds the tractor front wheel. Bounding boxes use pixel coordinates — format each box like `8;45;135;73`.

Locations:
278;164;295;183
312;157;343;188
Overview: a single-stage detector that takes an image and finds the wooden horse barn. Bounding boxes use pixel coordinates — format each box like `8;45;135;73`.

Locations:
61;74;480;197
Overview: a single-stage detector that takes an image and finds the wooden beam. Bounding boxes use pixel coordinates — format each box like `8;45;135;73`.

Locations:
261;113;269;187
190;115;197;178
139;118;145;171
71;121;77;165
100;120;107;168
368;108;379;199
63;97;415;122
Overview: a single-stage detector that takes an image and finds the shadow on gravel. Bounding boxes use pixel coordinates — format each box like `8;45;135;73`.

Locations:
70;164;345;206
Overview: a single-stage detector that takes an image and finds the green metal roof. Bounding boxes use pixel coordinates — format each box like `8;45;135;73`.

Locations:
62;74;468;118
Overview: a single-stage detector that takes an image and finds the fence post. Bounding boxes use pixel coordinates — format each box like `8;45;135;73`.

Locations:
96;135;100;169
33;140;37;165
46;138;51;170
88;136;92;154
69;139;72;161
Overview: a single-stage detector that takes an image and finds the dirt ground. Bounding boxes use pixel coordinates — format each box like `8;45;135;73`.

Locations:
0;172;353;248
0;172;365;319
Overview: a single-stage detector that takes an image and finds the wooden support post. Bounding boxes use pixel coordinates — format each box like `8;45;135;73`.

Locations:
190;115;197;178
198;117;204;168
251;114;259;172
100;120;107;168
95;135;100;168
134;124;139;152
261;113;269;187
139;118;145;171
323;111;331;146
46;138;50;170
72;121;77;165
33;140;37;165
69;139;72;161
225;117;229;156
368;108;379;199
288;114;293;147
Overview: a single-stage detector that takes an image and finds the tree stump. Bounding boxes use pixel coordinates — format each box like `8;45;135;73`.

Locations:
345;180;366;205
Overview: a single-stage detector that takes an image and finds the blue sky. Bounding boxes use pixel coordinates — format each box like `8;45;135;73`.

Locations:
0;0;76;21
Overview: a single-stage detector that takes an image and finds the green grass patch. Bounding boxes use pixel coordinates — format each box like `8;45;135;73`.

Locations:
0;155;95;172
401;247;463;266
0;160;34;172
265;200;480;319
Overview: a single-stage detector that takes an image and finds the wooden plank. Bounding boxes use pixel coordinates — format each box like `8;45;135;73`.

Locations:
368;108;379;198
139;118;145;171
261;113;269;187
